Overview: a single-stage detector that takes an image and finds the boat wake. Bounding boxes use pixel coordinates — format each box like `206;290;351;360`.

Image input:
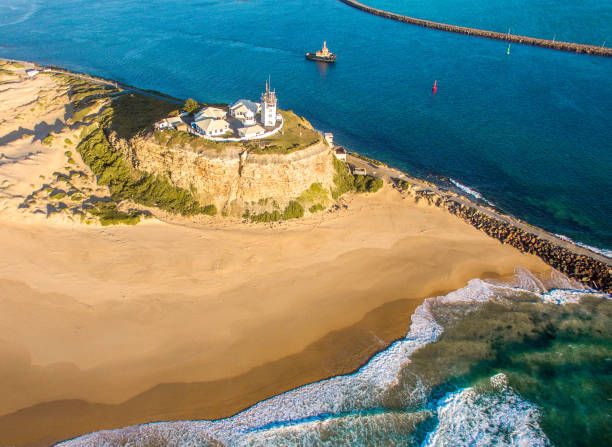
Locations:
57;268;609;446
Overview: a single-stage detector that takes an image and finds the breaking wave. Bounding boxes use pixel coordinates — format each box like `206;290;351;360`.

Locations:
448;178;495;206
57;269;609;446
554;233;612;259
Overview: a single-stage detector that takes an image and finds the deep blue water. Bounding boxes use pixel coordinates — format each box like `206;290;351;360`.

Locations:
1;0;611;250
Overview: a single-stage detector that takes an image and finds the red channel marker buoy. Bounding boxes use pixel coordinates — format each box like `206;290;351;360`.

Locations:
432;80;438;93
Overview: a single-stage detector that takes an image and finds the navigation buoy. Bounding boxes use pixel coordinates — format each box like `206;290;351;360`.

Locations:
432;80;438;93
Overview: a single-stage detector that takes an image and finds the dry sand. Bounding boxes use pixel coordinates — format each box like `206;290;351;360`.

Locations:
0;64;550;446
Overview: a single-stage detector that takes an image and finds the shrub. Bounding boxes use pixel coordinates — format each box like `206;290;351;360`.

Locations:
64;150;72;157
282;200;304;220
250;210;281;222
42;134;54;146
64;138;73;145
330;156;354;199
309;203;325;213
88;201;142;226
184;98;199;114
354;175;383;193
49;191;67;200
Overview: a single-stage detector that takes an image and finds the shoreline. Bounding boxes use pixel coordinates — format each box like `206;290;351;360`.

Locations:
0;59;607;445
338;0;612;57
2;57;610;290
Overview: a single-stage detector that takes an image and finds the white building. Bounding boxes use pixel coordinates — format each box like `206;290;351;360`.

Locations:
25;69;39;78
155;115;183;130
194;107;227;121
324;133;334;146
334;147;347;162
260;80;278;128
238;124;266;139
230;99;259;125
193;118;230;137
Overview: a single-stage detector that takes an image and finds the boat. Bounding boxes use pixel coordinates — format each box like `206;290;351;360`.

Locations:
306;41;337;63
506;43;511;55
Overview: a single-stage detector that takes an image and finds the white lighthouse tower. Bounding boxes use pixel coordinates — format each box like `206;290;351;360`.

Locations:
260;79;277;128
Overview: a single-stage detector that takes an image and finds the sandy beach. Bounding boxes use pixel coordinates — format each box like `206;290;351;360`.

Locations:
0;64;549;446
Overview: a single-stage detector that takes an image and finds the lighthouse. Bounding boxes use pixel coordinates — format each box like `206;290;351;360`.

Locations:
260;79;277;128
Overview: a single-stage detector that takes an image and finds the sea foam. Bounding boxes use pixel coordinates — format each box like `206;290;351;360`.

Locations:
57;269;608;446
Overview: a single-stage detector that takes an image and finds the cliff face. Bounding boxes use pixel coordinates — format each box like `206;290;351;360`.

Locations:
113;134;336;211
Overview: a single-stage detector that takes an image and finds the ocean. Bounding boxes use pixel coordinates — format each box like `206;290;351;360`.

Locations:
1;1;611;444
0;0;610;252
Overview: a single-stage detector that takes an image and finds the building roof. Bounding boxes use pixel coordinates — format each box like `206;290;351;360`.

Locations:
238;124;265;137
166;116;183;125
195;107;227;120
335;147;347;154
194;118;230;133
230;99;259;116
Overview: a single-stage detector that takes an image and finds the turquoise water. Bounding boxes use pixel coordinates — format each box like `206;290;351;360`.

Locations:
58;271;611;446
367;0;612;45
0;0;610;251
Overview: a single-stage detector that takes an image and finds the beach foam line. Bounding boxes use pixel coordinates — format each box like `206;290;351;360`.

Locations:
423;374;550;447
56;270;608;446
449;178;495;206
554;233;612;259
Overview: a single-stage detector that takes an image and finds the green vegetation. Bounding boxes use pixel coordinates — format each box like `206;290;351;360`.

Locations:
330;157;384;199
70;193;85;202
331;156;354;199
250;111;321;154
183;98;199;114
298;183;330;205
247;200;304;222
72;103;98;123
282;200;304;220
395;179;411;190
64;150;72;157
309;203;325;213
354;175;383;193
42;134;54;146
0;67;13;77
101;93;178;139
49;191;67;200
67;157;76;164
87;201;142;226
77;127;216;216
64;138;73;145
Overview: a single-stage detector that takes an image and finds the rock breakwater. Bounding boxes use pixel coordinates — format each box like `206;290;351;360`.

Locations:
339;0;612;57
409;189;611;292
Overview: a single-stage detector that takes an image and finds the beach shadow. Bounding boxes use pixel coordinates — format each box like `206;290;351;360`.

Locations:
0;127;34;146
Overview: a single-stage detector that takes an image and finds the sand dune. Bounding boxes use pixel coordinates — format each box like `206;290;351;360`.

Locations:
0;64;549;446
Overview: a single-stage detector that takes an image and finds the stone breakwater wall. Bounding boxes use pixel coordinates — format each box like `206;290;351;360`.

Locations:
411;189;611;292
113;134;336;209
339;0;612;57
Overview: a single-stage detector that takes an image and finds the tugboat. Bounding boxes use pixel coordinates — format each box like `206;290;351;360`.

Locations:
306;41;337;63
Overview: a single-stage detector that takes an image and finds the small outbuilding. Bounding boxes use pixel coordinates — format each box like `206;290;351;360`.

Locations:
238;124;266;139
334;147;347;162
25;69;40;78
324;132;334;145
